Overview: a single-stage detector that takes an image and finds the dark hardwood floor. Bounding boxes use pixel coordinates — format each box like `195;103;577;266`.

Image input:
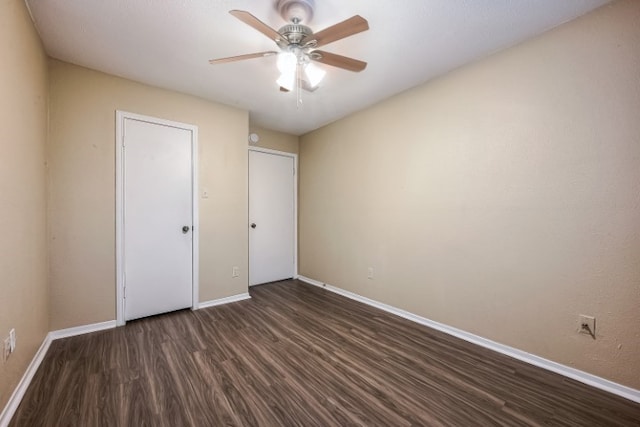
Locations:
10;279;640;426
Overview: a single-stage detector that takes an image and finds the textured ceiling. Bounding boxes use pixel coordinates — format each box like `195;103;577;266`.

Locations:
26;0;610;135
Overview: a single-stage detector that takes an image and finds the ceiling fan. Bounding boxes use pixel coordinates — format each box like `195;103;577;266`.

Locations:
209;0;369;94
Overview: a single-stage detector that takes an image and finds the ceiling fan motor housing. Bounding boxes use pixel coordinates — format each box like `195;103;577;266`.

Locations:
277;0;315;24
277;24;312;48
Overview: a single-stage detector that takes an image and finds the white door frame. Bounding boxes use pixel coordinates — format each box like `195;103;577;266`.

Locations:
115;110;199;326
248;146;298;281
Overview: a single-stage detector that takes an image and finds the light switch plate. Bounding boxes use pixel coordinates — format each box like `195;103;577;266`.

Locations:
9;328;15;352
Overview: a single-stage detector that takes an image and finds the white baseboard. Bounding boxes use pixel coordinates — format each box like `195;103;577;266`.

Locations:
297;275;640;404
198;293;251;309
1;320;118;426
49;320;117;340
0;334;52;427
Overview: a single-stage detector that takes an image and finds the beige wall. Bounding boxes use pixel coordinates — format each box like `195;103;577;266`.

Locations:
299;0;640;389
249;125;299;154
0;0;49;410
48;60;249;330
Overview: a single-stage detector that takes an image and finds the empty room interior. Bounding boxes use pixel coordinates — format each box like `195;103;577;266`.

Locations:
1;0;639;425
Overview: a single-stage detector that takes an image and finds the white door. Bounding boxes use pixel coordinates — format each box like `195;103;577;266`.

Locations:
123;117;194;320
249;150;296;286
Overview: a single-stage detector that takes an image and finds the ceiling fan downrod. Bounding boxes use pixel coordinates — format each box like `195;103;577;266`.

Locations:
275;0;317;50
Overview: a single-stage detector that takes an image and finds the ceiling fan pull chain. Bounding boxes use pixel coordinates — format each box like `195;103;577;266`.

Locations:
297;64;303;108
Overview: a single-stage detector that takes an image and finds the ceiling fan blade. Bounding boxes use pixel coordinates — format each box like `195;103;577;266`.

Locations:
313;50;367;72
303;15;369;48
209;51;278;65
229;10;282;43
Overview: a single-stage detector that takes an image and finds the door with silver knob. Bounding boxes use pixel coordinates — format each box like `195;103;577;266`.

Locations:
121;114;195;322
248;150;296;286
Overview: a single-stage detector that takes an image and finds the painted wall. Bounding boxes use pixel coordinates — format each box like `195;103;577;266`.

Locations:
299;0;640;389
0;0;49;410
249;125;299;154
48;60;249;330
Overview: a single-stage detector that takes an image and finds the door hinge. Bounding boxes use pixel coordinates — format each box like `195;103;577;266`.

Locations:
123;285;126;299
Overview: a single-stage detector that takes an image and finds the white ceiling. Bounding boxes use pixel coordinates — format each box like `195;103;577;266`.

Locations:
26;0;610;135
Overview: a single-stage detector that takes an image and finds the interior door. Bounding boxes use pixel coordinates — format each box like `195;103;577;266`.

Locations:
123;118;194;320
249;150;295;286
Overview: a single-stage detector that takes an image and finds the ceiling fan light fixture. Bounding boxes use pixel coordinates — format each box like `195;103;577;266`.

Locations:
277;71;295;92
304;62;326;88
276;52;297;75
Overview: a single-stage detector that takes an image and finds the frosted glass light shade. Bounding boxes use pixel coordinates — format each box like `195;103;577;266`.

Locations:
277;52;297;74
305;62;326;87
277;71;295;91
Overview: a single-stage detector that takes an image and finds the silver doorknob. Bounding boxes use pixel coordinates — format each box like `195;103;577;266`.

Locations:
250;223;257;229
182;226;190;233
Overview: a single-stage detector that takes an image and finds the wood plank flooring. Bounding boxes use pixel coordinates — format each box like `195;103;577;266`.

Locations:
10;279;640;426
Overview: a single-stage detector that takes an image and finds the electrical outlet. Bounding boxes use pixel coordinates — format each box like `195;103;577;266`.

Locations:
232;266;239;278
578;314;596;338
3;337;10;362
367;267;374;280
9;328;15;352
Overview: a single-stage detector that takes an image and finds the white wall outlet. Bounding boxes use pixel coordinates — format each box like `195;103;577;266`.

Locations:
367;267;374;280
578;314;596;338
9;328;15;352
232;266;239;278
201;188;209;199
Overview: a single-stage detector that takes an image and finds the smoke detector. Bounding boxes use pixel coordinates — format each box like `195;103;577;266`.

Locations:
276;0;315;24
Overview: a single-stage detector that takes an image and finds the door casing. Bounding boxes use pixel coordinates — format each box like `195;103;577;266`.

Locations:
248;146;298;285
115;110;199;326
